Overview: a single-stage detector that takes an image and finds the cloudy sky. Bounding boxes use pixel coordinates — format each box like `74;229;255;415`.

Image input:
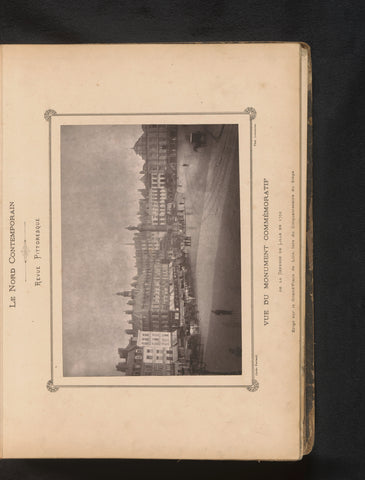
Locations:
60;125;144;376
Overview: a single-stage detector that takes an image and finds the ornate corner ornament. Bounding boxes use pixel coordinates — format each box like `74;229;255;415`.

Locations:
243;107;257;120
245;379;259;392
44;109;57;122
46;380;59;393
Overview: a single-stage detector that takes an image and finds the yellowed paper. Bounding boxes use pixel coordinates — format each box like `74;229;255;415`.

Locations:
1;43;309;459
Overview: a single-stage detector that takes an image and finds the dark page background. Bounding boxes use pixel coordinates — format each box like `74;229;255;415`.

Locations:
0;1;364;479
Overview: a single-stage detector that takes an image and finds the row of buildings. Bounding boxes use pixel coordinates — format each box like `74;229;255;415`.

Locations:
116;125;199;376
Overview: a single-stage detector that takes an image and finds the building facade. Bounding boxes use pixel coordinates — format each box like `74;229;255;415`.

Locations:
116;125;185;376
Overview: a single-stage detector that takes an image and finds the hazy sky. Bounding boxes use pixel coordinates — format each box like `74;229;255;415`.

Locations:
61;125;144;376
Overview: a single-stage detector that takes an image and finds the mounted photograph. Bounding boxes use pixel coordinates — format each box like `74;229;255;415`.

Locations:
60;123;242;378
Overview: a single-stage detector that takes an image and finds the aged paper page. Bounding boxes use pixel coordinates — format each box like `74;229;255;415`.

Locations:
1;43;308;459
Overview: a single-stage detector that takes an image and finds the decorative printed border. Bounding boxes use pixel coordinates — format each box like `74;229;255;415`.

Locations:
45;108;258;392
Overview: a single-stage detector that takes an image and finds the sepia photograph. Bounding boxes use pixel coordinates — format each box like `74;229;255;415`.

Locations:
61;123;242;377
